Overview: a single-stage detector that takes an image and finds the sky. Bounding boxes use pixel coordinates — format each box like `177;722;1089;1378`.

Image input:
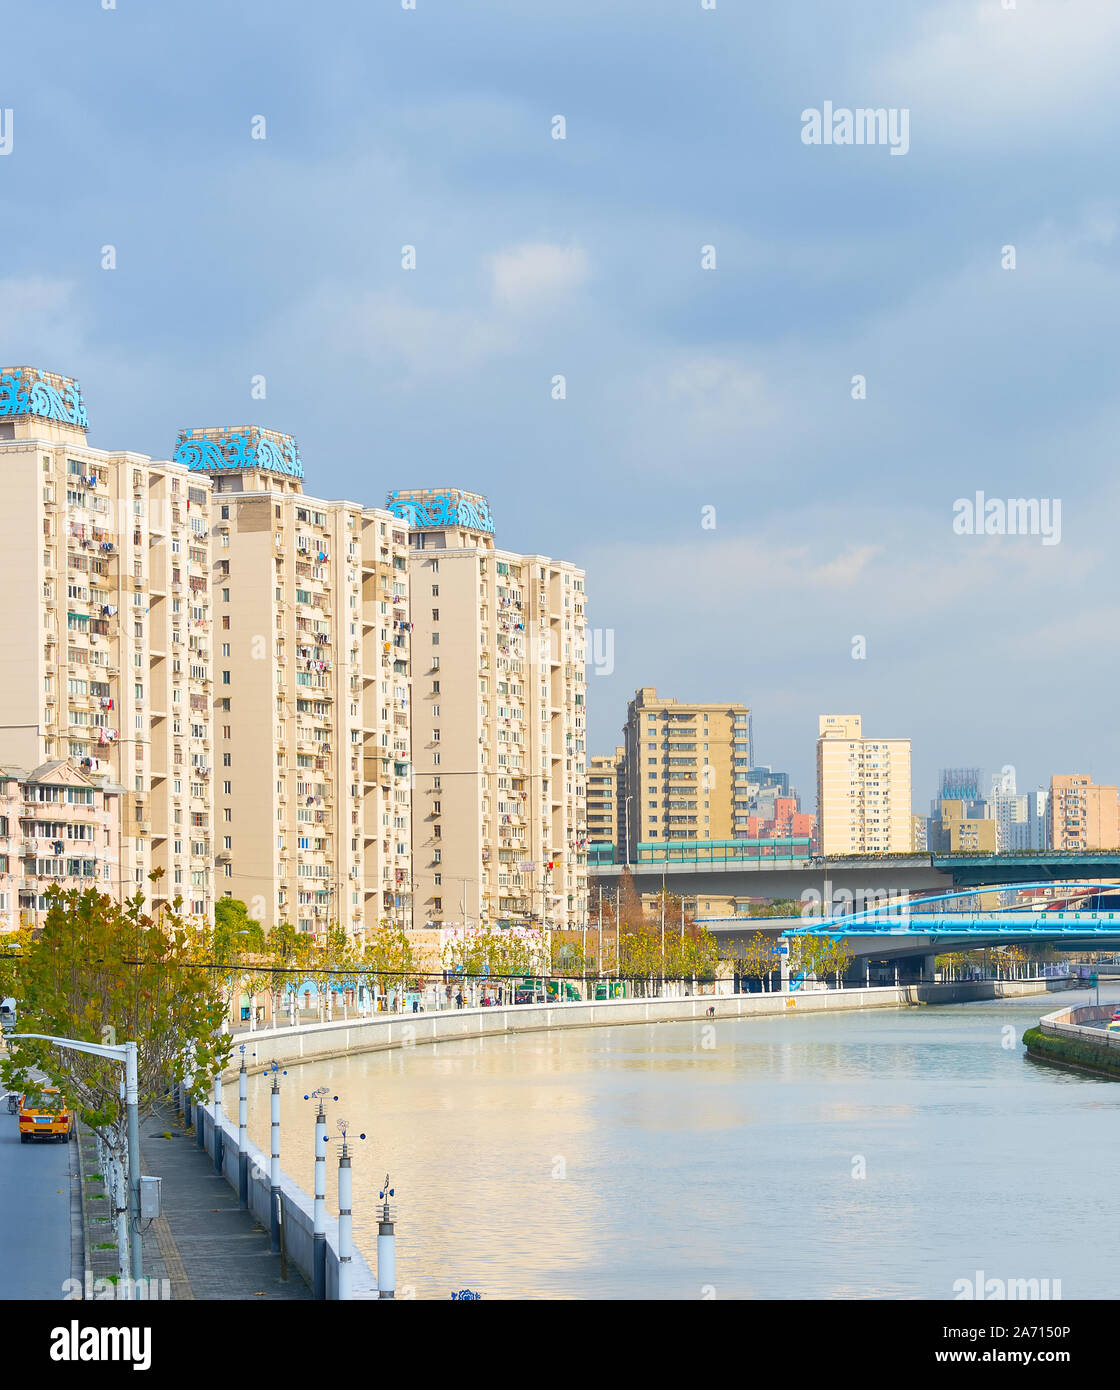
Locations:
3;0;1118;809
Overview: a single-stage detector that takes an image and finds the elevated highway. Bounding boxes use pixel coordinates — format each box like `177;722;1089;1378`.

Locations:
591;846;1120;904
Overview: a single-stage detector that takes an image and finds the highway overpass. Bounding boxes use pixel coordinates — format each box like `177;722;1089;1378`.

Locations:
590;846;1120;904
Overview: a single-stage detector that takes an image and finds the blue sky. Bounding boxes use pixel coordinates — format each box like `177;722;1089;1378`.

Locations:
3;0;1119;807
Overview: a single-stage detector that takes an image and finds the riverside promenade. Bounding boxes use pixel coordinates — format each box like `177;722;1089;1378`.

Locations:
73;1100;312;1301
225;975;1073;1077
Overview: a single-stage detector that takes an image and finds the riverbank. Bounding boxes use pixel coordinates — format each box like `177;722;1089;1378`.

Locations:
228;975;1073;1077
1024;1000;1120;1079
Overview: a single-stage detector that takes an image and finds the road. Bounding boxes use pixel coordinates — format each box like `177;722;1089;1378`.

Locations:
0;1103;72;1299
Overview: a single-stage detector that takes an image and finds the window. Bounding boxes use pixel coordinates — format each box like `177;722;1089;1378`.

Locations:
432;609;439;621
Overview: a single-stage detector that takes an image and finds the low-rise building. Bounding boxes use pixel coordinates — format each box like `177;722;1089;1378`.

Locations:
0;760;121;931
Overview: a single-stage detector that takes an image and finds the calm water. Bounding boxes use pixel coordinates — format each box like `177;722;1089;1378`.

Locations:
245;987;1119;1300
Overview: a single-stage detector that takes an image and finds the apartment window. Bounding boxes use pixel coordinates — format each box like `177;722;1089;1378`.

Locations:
431;585;439;596
222;643;230;657
433;898;442;911
224;808;232;822
220;505;229;519
432;729;440;742
222;588;230;602
222;671;230;685
223;780;232;795
433;873;442;886
431;632;439;645
432;609;439;621
433;849;442;863
222;615;230;629
432;753;440;766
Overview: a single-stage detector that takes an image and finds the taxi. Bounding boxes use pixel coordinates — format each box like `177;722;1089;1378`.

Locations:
18;1087;72;1144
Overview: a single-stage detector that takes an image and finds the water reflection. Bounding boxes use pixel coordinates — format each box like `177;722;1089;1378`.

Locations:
245;988;1118;1300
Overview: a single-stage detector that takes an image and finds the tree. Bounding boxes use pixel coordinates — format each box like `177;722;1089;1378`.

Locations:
364;923;417;1011
1;884;230;1278
821;937;853;988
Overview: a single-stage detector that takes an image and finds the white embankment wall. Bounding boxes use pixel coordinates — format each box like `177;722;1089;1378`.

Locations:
228;976;1073;1075
1039;1000;1120;1049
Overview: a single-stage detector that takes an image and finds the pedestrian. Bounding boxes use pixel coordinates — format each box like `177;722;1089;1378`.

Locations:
456;990;463;1010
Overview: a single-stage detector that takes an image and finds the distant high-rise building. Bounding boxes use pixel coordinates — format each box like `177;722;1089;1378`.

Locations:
816;714;912;856
588;747;625;858
1048;774;1119;851
988;767;1048;851
621;687;752;859
929;799;998;853
940;767;983;803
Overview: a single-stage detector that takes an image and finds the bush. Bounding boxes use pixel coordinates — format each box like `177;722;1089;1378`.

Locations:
1023;1026;1120;1076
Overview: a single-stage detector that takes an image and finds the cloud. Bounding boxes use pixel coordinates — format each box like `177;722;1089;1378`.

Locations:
883;0;1120;136
489;244;589;310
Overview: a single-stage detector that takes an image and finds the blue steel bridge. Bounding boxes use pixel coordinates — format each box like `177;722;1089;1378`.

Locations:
702;883;1120;970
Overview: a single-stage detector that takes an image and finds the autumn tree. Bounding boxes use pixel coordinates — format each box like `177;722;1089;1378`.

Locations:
1;884;230;1277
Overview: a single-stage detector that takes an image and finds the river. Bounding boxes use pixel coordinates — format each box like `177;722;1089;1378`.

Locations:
245;986;1117;1300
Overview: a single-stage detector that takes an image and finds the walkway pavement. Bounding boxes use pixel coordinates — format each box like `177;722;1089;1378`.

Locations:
73;1100;312;1301
130;1101;312;1300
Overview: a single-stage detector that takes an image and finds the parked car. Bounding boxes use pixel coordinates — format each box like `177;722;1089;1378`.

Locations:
17;1088;72;1144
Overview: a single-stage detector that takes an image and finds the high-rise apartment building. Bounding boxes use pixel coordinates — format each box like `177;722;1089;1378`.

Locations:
588;746;625;857
620;688;752;857
0;367;215;921
173;427;414;934
1048;774;1119;851
816;714;912;855
386;488;587;930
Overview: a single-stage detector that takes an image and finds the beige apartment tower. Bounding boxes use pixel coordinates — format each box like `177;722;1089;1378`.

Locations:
0;367;215;920
386;488;587;931
816;714;912;856
1048;774;1120;851
175;427;413;934
620;688;752;859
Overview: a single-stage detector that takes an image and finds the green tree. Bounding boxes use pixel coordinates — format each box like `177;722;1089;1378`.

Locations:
1;885;230;1274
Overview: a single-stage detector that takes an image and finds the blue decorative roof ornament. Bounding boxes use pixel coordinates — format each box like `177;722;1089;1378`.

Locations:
173;425;303;479
0;367;88;429
385;488;494;534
